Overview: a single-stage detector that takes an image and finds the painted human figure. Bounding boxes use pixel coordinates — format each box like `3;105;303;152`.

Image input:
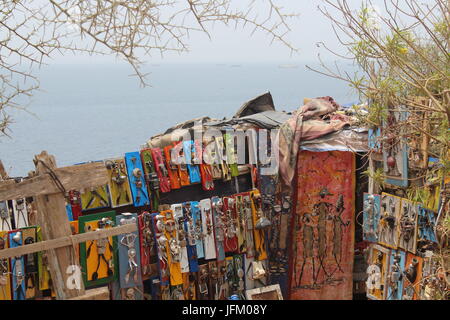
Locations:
329;194;350;277
296;212;316;287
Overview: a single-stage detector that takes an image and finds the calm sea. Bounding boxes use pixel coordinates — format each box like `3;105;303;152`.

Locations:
0;63;358;177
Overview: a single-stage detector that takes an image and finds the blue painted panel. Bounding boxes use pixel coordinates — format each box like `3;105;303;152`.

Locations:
418;205;437;244
183;202;199;272
387;249;406;300
190;201;204;259
9;231;26;300
368;127;381;150
183;141;201;183
125;152;150;207
116;213;143;289
66;204;74;221
363;193;381;242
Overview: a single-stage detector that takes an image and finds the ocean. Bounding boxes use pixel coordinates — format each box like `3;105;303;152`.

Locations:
0;63;358;177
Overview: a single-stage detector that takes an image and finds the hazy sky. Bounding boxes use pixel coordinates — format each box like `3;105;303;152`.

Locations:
51;0;363;65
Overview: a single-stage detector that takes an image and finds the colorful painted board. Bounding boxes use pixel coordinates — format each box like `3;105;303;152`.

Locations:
290;151;355;300
161;209;183;286
382;107;409;187
79;211;118;287
214;136;231;181
233;194;247;254
12;199;28;229
242;193;255;258
182;202;199;273
116;213;143;289
22;226;37;299
402;253;423;300
138;212;158;279
81;185;110;211
9;230;26;300
250;190;268;261
171;204;189;274
386;249;406;300
151;148;171;193
211;196;225;262
173;142;191;187
200;198;216;260
190;201;204;259
222;196;238;253
366;244;390;300
152;212;170;286
0;201;12;231
397;199;418;253
68;190;82;220
0;231;12;300
417;205;437;253
379;193;402;249
197;141;214;191
223;132;239;177
105;158;133;208
37;227;52;293
125;151;150;207
183;140;201;184
163;145;181;189
140;148;160;209
363;193;381;243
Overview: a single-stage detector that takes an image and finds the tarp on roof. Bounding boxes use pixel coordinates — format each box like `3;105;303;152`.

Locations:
233;92;275;118
206;110;292;129
300;128;368;152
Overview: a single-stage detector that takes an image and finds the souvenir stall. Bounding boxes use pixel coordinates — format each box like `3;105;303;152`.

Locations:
2;93;445;300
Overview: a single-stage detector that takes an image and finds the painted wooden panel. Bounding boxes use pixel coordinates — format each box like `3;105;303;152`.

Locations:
138;212;158;279
200;199;216;260
190;201;204;259
105;158;133;208
163;145;181;189
386;249;406;300
363;193;381;242
379;193;402;249
0;231;12;300
9;230;26;300
150;148;171;193
125;151;150;207
397;199;418;253
183;140;201;184
290;151;355;300
366;244;390;300
402;253;423;300
0;201;12;231
171;204;189;274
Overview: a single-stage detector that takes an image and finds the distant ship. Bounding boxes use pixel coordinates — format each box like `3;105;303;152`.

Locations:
278;64;299;69
230;64;242;68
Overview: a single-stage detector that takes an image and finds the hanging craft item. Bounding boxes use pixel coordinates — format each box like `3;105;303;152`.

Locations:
382;106;409;187
0;201;12;231
242;193;255;258
223;132;239;177
81;185;110;211
379;193;402;249
250;190;268;261
160;210;183;287
0;231;12;300
397;199;419;253
222;197;238;253
417;205;438;253
216;260;228;300
110;280;144;300
232;255;246;299
125;151;150;207
79;211;118;287
386;249;406;300
182;272;197;300
22;226;37;299
173;142;191;187
171;204;190;274
105;158;133;208
138;212;158;278
12;198;29;229
140;148;160;209
189;201;204;259
163;145;182;190
204;140;223;180
290;151;355;300
151;212;170;287
208;260;219;300
151;148;171;193
211;196;226;262
197;264;210;300
116;213;143;290
402;253;423;300
225;257;237;297
268;193;290;299
233;194;247;254
182;202;199;273
200;198;216;260
214;135;231;181
68;190;82;220
363;193;381;243
366;244;390;300
197;140;214;191
36;228;52;294
183;140;201;184
9;230;26;300
243;255;255;291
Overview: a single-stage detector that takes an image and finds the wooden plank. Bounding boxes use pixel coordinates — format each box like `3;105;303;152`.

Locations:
0;161;108;201
0;160;8;180
0;223;136;259
33;151;85;300
68;287;110;300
